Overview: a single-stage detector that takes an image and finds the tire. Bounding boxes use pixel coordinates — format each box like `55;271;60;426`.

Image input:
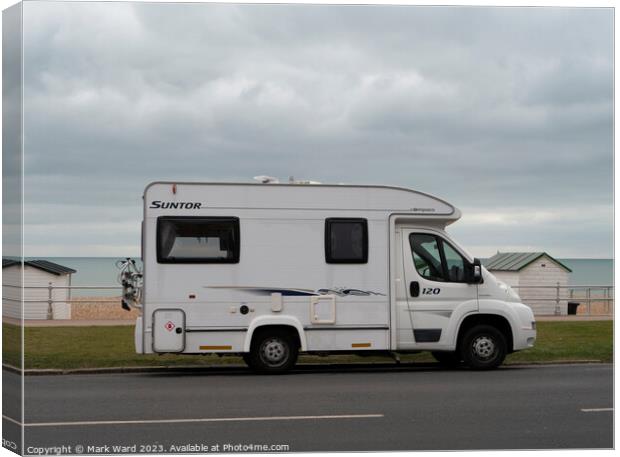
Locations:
246;330;299;373
460;325;507;370
431;351;462;368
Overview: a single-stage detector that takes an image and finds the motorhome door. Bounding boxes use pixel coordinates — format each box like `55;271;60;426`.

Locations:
401;229;478;346
153;309;186;352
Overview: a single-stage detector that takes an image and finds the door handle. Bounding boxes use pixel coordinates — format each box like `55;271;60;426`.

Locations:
410;281;420;297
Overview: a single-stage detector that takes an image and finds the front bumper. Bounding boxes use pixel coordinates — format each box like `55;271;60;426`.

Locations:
513;327;537;351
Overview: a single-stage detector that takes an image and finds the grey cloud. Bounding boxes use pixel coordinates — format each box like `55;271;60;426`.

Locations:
16;2;613;257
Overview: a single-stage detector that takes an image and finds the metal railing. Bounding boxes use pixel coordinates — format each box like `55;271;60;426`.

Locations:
511;284;614;316
3;283;123;320
2;283;615;319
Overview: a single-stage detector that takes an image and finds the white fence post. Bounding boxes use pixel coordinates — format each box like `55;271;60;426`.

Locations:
555;282;560;315
47;282;53;320
605;287;610;315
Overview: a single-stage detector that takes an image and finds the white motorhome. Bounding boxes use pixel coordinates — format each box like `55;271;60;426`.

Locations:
122;181;536;372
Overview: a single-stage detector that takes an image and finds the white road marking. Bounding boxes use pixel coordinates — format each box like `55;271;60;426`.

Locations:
581;408;613;413
10;413;384;428
2;415;22;426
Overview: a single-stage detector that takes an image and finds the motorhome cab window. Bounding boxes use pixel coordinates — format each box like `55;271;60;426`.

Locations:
325;218;368;263
409;233;467;282
157;216;240;263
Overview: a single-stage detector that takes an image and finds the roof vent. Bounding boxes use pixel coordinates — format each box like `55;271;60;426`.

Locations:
288;175;321;184
253;175;321;184
253;175;279;184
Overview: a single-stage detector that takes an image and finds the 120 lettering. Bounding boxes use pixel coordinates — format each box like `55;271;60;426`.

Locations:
422;288;440;295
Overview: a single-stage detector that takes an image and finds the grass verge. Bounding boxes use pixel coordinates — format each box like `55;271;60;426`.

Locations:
2;320;612;370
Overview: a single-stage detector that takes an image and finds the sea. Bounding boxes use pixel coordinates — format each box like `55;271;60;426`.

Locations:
25;257;614;297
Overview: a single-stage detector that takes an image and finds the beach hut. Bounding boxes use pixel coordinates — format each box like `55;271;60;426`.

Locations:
485;252;572;315
2;259;76;320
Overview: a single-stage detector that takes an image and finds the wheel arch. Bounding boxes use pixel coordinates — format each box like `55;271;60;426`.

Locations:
244;315;307;352
456;313;515;353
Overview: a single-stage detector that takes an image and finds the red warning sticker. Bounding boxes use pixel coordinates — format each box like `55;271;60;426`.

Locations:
164;321;175;332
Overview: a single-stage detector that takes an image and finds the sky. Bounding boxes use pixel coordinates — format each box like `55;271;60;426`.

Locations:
11;2;614;258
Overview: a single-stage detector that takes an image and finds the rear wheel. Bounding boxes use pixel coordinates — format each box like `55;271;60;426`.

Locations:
246;330;299;373
460;325;507;370
431;351;462;368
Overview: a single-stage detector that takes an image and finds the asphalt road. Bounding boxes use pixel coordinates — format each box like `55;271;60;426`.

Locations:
2;363;613;453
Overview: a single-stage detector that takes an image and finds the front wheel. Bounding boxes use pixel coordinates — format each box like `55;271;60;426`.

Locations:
246;331;299;373
460;325;507;370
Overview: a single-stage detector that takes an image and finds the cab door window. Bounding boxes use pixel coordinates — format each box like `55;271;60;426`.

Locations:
409;234;445;281
442;242;467;282
409;233;468;283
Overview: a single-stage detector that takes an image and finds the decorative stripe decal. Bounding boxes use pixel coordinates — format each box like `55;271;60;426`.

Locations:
206;286;385;297
199;345;232;350
317;288;385;297
206;286;317;296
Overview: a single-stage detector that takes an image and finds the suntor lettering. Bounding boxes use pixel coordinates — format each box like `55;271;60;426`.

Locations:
150;201;202;209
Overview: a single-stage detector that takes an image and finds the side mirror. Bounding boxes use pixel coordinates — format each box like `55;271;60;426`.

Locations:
469;258;483;284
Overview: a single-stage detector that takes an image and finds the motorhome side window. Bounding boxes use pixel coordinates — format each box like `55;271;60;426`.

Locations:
409;233;467;282
157;216;240;263
325;218;368;263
